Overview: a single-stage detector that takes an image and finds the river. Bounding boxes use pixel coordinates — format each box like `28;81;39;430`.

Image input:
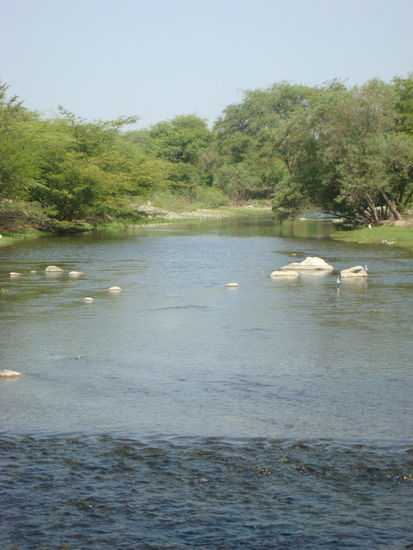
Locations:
1;213;412;548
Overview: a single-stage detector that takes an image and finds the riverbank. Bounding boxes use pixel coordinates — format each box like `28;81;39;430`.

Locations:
332;212;413;252
3;204;413;253
0;230;52;248
132;202;272;226
0;204;272;246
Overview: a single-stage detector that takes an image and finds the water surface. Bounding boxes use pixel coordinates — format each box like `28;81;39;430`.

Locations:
1;214;412;548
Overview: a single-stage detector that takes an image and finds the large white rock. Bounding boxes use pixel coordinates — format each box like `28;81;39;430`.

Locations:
340;266;368;278
281;256;334;271
270;270;299;278
45;265;64;272
0;369;22;378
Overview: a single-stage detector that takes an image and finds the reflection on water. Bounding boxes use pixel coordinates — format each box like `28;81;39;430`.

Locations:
0;214;412;547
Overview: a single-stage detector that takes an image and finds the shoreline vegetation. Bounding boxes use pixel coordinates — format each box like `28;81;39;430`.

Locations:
332;219;413;252
1;203;413;252
1;75;412;249
0;202;272;247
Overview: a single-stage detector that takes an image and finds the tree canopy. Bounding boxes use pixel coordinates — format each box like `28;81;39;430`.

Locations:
0;74;412;231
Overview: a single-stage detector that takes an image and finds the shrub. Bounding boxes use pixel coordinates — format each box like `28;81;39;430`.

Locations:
0;199;51;231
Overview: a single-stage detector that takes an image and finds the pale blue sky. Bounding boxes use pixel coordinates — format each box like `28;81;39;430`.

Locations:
1;0;412;128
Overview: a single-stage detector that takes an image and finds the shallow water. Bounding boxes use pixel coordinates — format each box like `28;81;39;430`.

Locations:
1;214;412;548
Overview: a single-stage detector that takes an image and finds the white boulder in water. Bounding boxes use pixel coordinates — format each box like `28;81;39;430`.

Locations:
83;297;94;303
281;256;334;271
0;369;22;378
10;272;22;278
340;266;368;278
108;286;122;292
69;271;84;278
45;265;64;272
270;270;299;278
225;282;239;287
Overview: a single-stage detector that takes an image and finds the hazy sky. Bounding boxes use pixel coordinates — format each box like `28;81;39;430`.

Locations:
1;0;412;128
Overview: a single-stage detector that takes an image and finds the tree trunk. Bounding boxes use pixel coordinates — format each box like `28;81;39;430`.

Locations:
379;189;402;220
366;194;380;225
403;190;413;207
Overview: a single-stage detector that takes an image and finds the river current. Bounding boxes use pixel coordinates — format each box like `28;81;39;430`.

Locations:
1;214;412;548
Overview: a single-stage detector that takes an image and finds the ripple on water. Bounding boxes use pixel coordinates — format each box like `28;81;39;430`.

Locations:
0;435;412;549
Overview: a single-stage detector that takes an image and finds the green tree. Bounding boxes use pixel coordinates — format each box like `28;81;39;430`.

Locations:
393;73;413;135
214;82;315;201
0;82;45;199
125;114;214;197
270;78;413;224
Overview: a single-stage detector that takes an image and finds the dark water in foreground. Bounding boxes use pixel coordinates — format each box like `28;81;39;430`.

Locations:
0;214;412;548
1;435;412;549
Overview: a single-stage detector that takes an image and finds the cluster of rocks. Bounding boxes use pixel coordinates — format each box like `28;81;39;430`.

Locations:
225;256;368;289
3;258;369;378
10;265;85;278
8;265;122;304
270;256;368;280
3;265;123;378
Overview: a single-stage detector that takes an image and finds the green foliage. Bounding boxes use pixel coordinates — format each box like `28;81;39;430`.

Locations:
144;114;212;164
393;74;413;135
194;185;227;208
214;164;259;203
0;83;45;199
214;82;316;201
0;199;51;231
271;78;412;224
0;74;412;232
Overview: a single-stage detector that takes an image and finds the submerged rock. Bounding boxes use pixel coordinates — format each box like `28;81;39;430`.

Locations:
340;266;368;278
270;270;299;278
0;369;22;378
281;256;334;271
9;272;22;278
45;265;64;273
225;282;239;287
108;286;122;292
69;271;84;278
83;297;94;303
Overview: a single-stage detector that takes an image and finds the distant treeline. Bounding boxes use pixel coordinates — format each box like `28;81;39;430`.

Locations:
0;75;412;231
